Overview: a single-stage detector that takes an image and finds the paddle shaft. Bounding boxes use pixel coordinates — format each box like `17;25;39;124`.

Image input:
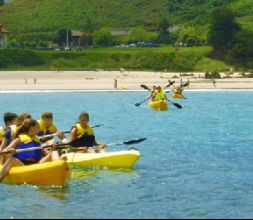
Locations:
0;143;70;155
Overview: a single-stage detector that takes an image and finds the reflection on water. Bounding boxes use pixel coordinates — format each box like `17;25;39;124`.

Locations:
38;186;70;201
71;166;138;179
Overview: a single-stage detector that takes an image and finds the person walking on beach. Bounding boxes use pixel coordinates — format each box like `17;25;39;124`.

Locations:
114;79;118;90
180;78;184;87
212;78;216;88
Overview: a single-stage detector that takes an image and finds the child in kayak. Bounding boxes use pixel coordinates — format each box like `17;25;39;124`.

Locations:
0;112;18;165
69;112;106;153
0;119;60;181
37;112;66;143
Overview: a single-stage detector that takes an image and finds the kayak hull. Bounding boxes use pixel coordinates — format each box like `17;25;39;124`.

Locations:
63;150;141;168
1;160;70;187
172;93;185;99
148;100;168;111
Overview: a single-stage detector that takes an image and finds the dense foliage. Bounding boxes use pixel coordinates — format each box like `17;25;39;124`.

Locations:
0;0;252;70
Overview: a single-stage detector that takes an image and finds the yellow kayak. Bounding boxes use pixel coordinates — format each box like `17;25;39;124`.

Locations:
62;150;141;168
148;100;168;111
172;93;185;99
0;160;70;187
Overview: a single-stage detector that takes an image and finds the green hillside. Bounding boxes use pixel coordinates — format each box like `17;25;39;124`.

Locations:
0;0;168;34
0;0;252;35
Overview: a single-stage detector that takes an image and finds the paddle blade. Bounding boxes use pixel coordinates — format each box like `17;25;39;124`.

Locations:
168;80;175;86
140;84;151;91
183;82;189;87
135;103;141;107
123;138;147;145
172;102;183;109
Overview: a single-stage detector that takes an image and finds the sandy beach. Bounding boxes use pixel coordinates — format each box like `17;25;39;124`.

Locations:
0;70;253;91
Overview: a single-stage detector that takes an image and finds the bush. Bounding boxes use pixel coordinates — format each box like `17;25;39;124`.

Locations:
0;49;45;68
205;71;221;79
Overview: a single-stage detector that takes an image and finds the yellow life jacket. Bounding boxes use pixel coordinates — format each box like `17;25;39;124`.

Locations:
174;86;183;94
9;125;17;138
0;127;4;142
155;89;166;101
15;134;42;162
0;125;17;143
75;123;94;136
37;119;57;135
19;134;40;144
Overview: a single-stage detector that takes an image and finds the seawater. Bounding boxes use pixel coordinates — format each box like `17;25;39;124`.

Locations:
0;91;253;219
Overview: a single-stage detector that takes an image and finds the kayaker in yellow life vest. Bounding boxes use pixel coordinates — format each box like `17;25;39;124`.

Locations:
0;112;18;148
37;112;65;143
0;118;60;181
173;86;183;95
69;112;107;153
154;86;167;101
0;113;18;165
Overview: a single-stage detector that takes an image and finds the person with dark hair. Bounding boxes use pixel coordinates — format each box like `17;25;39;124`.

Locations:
0;119;60;181
0;112;18;149
37;112;65;143
69;112;106;153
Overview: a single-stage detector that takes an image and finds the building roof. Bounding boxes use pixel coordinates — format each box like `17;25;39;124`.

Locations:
71;31;83;37
0;24;9;33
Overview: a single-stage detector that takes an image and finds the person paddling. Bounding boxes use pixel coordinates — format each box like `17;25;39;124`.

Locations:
154;86;167;101
69;112;106;153
37;112;65;143
0;113;18;165
0;119;60;181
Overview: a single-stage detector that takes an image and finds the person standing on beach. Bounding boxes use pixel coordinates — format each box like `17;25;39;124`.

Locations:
180;78;184;87
212;78;216;88
114;79;118;90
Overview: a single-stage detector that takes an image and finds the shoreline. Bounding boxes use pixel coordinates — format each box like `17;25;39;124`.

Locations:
0;89;253;93
0;70;253;91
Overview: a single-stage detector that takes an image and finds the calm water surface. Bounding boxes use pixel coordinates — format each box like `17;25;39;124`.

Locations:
0;91;253;219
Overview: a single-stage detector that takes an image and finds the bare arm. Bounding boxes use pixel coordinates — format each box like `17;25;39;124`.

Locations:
4;138;21;152
69;127;78;141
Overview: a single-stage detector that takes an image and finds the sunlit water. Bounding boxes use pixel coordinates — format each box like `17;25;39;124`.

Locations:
0;91;253;218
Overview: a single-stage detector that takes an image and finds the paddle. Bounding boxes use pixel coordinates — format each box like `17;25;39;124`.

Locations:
66;137;147;150
164;80;175;89
140;84;151;91
141;84;183;109
39;124;103;140
134;84;153;107
0;137;88;155
134;98;149;107
106;137;147;147
165;97;183;109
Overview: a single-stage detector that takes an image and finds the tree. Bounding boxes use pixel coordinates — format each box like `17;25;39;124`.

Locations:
93;28;113;47
177;26;202;46
208;6;240;53
158;17;171;34
156;17;172;44
128;27;157;43
232;29;253;59
54;29;72;47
